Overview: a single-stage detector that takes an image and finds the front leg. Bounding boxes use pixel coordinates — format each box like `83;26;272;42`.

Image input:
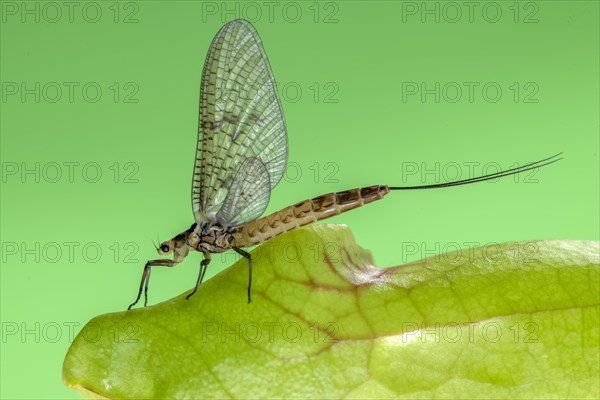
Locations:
127;259;177;310
234;247;252;304
186;252;211;300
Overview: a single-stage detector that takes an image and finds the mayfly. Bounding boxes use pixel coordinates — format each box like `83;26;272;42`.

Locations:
127;19;561;310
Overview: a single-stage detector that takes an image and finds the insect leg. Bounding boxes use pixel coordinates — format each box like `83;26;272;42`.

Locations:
186;252;212;300
127;259;177;310
234;247;252;304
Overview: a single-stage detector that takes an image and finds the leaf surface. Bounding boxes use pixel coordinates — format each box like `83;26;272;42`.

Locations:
63;225;600;399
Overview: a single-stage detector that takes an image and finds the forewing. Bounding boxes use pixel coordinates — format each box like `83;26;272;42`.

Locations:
192;20;288;223
216;157;271;226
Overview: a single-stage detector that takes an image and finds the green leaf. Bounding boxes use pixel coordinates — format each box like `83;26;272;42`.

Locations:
63;225;600;399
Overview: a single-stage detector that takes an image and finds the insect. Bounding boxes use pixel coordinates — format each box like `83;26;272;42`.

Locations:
127;19;561;310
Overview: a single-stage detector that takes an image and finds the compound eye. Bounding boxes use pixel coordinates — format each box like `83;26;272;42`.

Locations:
160;244;170;253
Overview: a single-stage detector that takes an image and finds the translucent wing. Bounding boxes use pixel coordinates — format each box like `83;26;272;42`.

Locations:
191;19;287;226
216;157;271;226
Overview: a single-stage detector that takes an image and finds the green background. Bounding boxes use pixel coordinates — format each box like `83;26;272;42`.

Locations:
1;1;598;398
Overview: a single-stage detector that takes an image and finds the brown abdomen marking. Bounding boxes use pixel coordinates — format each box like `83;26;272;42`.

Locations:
231;185;390;247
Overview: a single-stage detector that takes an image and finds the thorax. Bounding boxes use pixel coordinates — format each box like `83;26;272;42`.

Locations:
189;221;234;253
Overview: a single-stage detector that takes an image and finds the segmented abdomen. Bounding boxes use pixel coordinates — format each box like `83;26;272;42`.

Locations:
231;185;390;247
